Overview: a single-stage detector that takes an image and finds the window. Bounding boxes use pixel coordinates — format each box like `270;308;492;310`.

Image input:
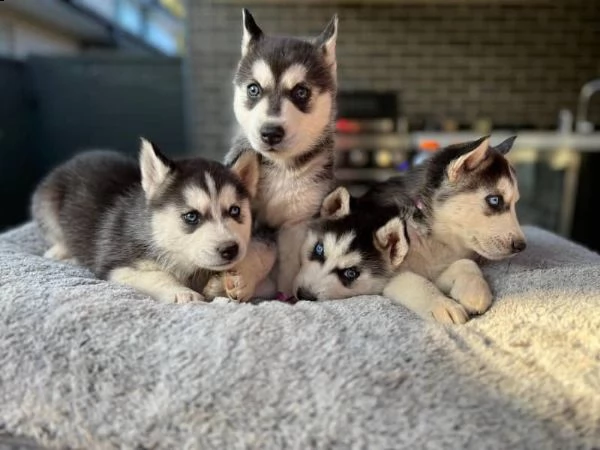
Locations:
0;21;15;57
74;0;117;21
117;0;144;36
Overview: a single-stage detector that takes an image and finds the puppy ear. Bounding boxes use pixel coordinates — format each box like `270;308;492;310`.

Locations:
314;14;338;72
447;136;490;183
139;137;173;200
241;8;263;56
374;217;409;270
230;151;260;199
492;135;517;155
320;186;350;219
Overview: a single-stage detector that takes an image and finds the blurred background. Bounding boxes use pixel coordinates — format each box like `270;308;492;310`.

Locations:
1;0;599;251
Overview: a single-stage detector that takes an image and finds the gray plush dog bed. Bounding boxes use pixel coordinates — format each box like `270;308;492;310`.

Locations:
1;223;599;449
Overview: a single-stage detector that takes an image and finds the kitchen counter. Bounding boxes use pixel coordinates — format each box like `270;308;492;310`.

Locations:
410;131;600;152
335;131;600;152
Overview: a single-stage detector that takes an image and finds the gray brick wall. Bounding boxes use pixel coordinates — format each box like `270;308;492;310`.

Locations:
186;0;600;159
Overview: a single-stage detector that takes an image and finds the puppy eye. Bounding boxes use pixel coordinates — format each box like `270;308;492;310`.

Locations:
342;268;359;282
228;205;241;218
182;210;200;225
247;83;262;98
337;267;360;286
485;195;503;208
291;85;310;102
311;241;325;262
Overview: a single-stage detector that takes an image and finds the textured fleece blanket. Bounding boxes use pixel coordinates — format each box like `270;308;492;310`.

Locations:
0;223;599;450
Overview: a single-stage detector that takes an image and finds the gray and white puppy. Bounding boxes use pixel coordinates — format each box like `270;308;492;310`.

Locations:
362;136;526;324
223;9;339;298
31;139;259;303
293;187;409;301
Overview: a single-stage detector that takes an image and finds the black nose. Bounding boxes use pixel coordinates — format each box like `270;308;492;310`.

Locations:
296;287;317;302
218;242;239;261
511;239;527;253
260;124;285;146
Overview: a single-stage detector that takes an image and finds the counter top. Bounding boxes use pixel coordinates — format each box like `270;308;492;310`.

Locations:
411;131;600;152
335;131;600;152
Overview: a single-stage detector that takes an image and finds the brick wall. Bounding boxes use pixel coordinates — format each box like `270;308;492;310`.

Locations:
186;0;600;159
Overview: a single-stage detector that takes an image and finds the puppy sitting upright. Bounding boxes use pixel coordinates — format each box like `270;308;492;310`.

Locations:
293;187;409;301
31;139;259;303
223;9;339;299
363;136;526;324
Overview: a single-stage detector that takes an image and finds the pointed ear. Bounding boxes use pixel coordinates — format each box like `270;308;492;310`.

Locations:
139;138;173;199
320;186;350;219
230;151;260;199
492;135;517;155
374;217;409;270
241;8;263;56
447;136;490;183
314;14;338;71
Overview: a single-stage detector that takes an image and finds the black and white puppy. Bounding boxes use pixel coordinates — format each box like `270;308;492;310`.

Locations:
32;139;259;303
223;9;339;299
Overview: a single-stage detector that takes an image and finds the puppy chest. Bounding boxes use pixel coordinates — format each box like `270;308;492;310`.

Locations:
404;241;459;280
255;172;325;227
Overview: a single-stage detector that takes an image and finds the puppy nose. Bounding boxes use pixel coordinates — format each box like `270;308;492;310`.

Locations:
260;124;285;146
511;239;527;253
218;242;239;261
296;287;317;302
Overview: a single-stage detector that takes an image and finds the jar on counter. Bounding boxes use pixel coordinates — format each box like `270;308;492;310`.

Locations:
348;148;370;168
374;149;393;168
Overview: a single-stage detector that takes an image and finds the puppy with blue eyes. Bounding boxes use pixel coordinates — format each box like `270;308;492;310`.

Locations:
293;187;409;301
31;138;262;303
364;136;527;324
223;9;340;300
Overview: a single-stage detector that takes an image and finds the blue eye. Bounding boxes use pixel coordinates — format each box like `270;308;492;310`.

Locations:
343;268;359;281
247;83;261;98
182;210;200;225
337;267;360;286
229;205;241;218
486;195;503;208
311;241;325;262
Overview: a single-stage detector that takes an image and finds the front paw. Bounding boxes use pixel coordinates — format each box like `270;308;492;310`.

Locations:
224;271;256;303
430;297;469;324
450;275;492;315
159;289;205;304
44;243;71;261
202;275;226;301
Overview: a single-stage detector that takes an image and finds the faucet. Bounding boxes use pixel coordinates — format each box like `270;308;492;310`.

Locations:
575;78;600;133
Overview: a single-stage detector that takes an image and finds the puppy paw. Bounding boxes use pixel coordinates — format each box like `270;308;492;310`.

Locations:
202;275;226;301
224;270;256;303
430;297;469;324
450;275;493;315
44;244;71;261
160;289;205;304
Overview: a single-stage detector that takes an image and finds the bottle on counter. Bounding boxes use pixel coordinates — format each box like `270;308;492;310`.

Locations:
412;140;440;166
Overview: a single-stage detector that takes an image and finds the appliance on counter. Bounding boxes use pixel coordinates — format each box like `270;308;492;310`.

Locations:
333;91;411;196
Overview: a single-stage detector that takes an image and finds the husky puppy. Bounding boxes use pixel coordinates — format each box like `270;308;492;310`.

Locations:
31;139;260;303
362;136;526;324
293;187;409;301
223;9;339;299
